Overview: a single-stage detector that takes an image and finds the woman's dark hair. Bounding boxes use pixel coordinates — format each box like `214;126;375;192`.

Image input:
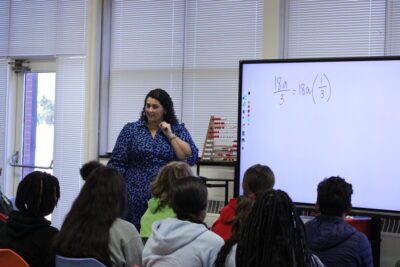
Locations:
140;88;178;124
170;176;207;225
234;189;315;267
53;167;127;266
214;196;254;267
151;161;193;210
16;171;60;217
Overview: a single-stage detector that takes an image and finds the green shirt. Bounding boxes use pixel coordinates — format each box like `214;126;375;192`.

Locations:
140;198;175;238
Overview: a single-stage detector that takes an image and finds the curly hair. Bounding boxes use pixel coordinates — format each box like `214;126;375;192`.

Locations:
140;88;178;124
150;161;194;211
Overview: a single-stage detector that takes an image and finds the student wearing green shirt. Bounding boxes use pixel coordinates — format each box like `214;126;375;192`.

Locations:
140;161;194;241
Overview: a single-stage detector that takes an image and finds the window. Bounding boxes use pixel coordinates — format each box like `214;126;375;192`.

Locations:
0;0;89;228
107;0;264;154
22;72;56;178
285;0;400;58
182;1;263;149
108;0;185;152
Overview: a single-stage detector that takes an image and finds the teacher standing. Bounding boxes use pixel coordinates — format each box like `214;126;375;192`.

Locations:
107;88;199;230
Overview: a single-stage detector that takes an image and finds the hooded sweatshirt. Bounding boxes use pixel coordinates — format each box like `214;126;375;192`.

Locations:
305;216;373;267
143;218;224;267
0;210;58;267
140;198;175;238
211;198;237;240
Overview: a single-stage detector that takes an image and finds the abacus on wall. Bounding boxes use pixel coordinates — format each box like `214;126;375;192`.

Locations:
201;116;237;162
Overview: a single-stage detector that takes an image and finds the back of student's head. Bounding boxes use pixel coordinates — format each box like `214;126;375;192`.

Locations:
151;161;194;209
242;164;275;196
16;171;60;217
170;176;207;225
54;166;127;266
235;189;313;267
80;160;104;181
317;176;353;216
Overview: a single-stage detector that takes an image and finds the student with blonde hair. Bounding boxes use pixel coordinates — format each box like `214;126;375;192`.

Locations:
140;161;193;240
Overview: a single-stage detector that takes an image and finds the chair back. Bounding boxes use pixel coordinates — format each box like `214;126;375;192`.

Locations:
55;255;106;267
0;249;30;267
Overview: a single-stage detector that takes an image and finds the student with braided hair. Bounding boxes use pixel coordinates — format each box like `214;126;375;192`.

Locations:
0;171;60;267
143;176;224;267
212;164;275;240
215;189;324;267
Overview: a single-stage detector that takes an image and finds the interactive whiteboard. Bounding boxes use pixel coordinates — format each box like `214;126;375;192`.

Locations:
238;57;400;214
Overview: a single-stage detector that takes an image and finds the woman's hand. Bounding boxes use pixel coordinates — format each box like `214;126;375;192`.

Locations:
159;121;173;139
159;121;192;160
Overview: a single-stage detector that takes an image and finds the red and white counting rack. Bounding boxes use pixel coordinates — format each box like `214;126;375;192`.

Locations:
201;116;237;162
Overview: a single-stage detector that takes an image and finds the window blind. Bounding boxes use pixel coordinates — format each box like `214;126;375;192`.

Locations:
52;56;86;228
108;0;185;152
182;0;263;152
9;0;57;57
0;1;9;57
56;0;88;56
0;59;7;191
0;0;89;227
386;0;400;55
286;0;386;58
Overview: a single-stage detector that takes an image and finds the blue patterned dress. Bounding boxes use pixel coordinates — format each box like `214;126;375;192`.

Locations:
107;119;199;229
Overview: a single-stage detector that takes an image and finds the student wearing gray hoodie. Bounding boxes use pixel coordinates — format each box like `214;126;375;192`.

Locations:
143;176;224;267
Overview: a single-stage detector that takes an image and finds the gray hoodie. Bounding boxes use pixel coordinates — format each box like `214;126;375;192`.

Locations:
143;218;224;267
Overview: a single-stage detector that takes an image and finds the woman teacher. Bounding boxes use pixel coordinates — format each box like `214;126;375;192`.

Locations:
107;88;199;230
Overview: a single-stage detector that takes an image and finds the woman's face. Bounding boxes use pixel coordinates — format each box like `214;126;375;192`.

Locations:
145;97;165;124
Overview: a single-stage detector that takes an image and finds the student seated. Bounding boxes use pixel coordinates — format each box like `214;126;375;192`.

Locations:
211;164;275;240
53;166;143;267
305;176;373;267
214;189;324;267
143;176;224;267
0;171;60;267
79;160;104;181
140;161;193;241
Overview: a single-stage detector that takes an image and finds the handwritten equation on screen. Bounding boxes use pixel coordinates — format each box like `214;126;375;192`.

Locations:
273;74;332;105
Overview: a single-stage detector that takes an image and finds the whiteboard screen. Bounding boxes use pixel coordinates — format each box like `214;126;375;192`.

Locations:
238;57;400;213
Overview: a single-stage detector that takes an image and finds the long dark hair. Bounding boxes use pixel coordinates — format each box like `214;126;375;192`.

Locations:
235;190;315;267
214;196;254;267
16;171;60;217
140;88;178;124
53;167;127;266
170;176;207;225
